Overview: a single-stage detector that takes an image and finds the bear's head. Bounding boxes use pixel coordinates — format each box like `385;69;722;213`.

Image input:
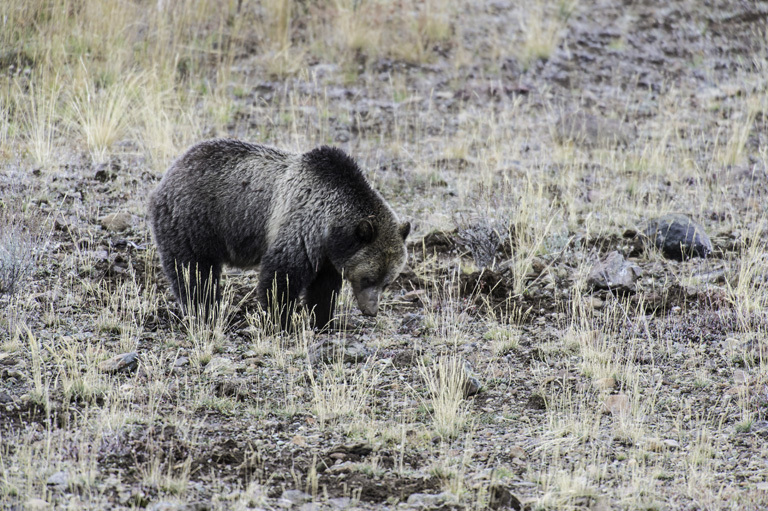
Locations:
342;217;410;317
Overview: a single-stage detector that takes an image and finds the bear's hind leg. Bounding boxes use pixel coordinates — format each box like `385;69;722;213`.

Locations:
167;258;222;321
305;263;342;330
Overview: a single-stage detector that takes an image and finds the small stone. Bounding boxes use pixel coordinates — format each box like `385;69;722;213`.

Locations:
526;393;547;410
87;250;109;261
279;489;312;507
174;356;189;367
0;392;13;403
46;470;69;487
204;356;237;375
587;251;642;294
590;296;605;309
725;385;749;397
400;312;427;334
98;212;136;232
24;499;49;510
99;352;139;374
406;492;460;509
646;438;664;452
327;497;354;509
146;502;185;511
642;214;712;260
553;111;631;148
646;438;679;452
508;445;527;460
401;289;428;304
734;369;749;384
327;443;373;459
393;349;420;367
462;361;482;398
603;393;630;416
489;484;522;510
594;377;616;391
308;337;371;364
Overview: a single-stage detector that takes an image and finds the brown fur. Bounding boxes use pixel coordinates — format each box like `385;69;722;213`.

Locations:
148;138;410;328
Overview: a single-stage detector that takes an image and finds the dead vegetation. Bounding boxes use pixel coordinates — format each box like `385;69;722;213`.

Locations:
1;0;768;510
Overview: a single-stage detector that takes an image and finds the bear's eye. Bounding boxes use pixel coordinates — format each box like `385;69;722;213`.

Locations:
361;277;375;288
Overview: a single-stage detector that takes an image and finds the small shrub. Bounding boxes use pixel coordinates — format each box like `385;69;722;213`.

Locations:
455;216;511;269
0;206;41;295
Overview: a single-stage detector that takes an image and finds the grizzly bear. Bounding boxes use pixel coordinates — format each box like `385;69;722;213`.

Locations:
148;139;410;329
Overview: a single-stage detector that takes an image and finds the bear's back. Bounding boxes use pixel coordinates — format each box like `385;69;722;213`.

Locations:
301;146;381;211
175;139;292;180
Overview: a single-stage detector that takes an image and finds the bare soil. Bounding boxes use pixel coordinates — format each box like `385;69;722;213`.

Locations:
2;0;768;510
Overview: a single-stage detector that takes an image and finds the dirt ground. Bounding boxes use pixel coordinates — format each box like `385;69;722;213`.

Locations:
2;0;768;510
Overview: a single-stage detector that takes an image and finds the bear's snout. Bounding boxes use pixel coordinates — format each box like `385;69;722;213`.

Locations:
354;287;380;316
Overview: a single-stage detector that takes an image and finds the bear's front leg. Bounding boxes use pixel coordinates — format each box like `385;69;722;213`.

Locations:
257;249;314;331
305;261;342;330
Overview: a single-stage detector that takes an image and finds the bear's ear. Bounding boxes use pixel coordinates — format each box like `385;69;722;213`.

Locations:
399;222;411;240
355;219;376;243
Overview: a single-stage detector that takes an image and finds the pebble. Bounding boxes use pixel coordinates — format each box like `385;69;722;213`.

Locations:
489;484;521;510
279;489;312;507
327;497;354;509
553;111;631;147
204;356;237;375
406;492;461;509
587;251;642;294
146;502;187;511
509;445;527;460
98;212;136;232
99;352;139;374
593;377;616;391
46;470;69;487
25;499;49;510
733;369;749;384
462;360;483;398
399;312;428;335
308;337;371;364
603;393;630;416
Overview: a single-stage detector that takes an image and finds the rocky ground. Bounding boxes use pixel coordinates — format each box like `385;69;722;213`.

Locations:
1;0;768;509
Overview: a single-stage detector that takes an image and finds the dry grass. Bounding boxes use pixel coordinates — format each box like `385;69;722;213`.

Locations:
2;0;768;509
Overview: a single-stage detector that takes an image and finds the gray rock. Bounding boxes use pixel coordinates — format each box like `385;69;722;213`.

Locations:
462;361;482;398
399;312;427;335
327;497;354;509
489;484;521;510
99;352;139;374
553;111;630;148
642;214;712;260
587;251;642;294
24;499;50;510
204;356;238;375
46;470;69;487
146;502;185;511
406;491;461;509
308;337;371;364
98;212;136;232
279;489;313;507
